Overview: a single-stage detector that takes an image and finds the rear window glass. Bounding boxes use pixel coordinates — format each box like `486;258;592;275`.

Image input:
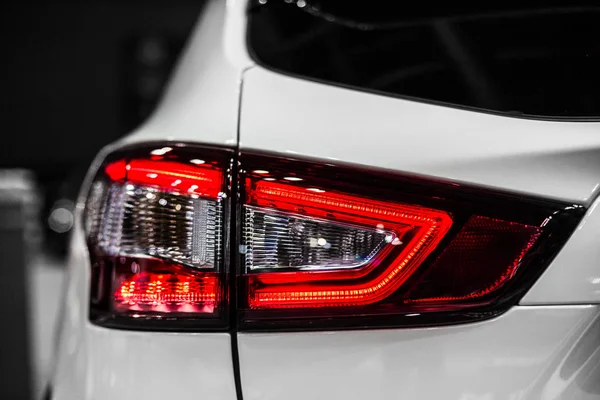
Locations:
247;1;600;119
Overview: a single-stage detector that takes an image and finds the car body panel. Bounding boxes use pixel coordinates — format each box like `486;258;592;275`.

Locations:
240;67;600;205
51;1;600;399
119;0;253;148
53;326;237;400
238;306;600;400
51;212;238;400
235;8;600;398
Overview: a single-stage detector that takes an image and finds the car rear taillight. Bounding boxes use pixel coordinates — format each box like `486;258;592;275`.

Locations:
84;144;583;331
237;154;583;330
243;180;453;308
85;144;232;329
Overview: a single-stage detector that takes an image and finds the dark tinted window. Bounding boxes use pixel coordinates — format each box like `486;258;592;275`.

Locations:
247;1;600;119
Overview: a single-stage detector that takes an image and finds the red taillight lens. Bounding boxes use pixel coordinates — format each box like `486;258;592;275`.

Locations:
405;216;541;303
111;257;219;314
238;154;583;330
84;145;583;331
244;180;452;308
105;158;223;198
85;145;231;329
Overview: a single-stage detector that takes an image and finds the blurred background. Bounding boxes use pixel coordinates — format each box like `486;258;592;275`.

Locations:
0;1;206;398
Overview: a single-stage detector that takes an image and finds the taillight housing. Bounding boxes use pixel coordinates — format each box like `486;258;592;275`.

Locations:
243;180;454;308
83;143;583;331
85;144;232;330
237;153;583;330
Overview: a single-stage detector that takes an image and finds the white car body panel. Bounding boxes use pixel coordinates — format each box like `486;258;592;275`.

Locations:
240;67;600;205
119;0;253;148
52;224;238;400
50;1;600;399
54;327;236;400
239;306;600;400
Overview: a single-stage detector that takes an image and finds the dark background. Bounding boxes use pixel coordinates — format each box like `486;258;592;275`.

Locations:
1;0;206;169
1;0;207;253
0;1;205;398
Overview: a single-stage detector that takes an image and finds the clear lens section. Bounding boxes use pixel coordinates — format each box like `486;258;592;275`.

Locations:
244;206;390;271
87;181;222;269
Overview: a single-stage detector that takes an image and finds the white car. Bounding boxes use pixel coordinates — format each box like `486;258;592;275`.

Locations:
49;1;600;399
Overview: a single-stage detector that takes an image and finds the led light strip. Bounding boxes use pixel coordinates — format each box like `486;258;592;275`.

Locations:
246;181;453;308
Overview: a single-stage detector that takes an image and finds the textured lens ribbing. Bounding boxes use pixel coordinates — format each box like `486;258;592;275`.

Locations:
86;182;222;269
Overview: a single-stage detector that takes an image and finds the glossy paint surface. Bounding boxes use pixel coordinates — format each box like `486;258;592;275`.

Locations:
54;327;237;400
119;0;253;147
239;306;600;400
240;67;600;205
51;221;238;400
